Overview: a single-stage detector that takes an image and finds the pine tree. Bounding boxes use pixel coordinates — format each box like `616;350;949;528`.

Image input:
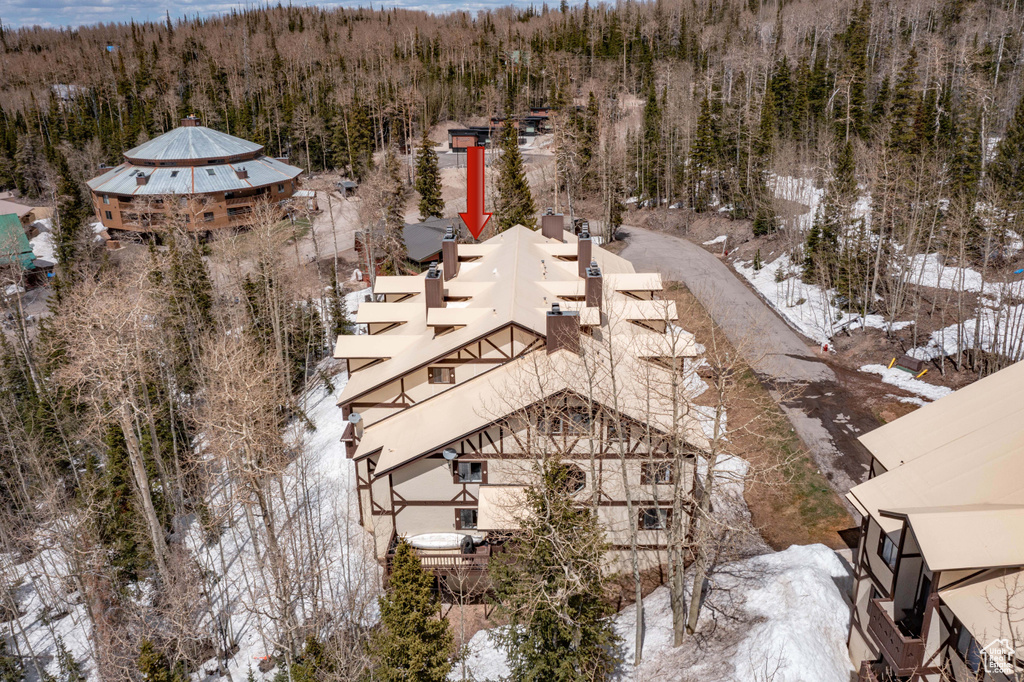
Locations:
376;148;408;274
51;151;91;305
640;82;662;201
13;133;44;198
138;640;187;682
369;540;454;681
689;97;720;212
494;113;537;232
990;90;1024;207
414;128;444;220
490;460;620;681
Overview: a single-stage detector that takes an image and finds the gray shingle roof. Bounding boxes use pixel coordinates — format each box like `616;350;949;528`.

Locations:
402;217;466;263
87;157;302;196
124;126;263;162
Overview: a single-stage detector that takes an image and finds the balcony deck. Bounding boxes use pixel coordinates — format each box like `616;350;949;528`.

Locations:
867;598;925;676
385;543;497;575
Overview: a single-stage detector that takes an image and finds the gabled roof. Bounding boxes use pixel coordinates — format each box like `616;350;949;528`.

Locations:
335;225;685;405
0;214;35;269
940;567;1024;655
892;506;1024;571
858;359;1024;472
357;341;709;477
124;125;262;162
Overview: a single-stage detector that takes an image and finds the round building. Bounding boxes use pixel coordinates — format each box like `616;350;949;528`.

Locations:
87;116;304;233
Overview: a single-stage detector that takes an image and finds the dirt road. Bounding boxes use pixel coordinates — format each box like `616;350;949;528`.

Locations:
619;225;875;511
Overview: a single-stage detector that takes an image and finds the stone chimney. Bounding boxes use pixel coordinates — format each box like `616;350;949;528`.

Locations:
541;208;564;241
577;229;593;278
424;262;444;310
546;303;580;354
441;226;459;280
585;260;603;309
180;115;199;127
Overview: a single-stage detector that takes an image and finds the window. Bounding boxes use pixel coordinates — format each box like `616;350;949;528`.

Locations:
203;212;214;222
206;168;216;176
102;194;109;204
567;408;592;434
639;508;670;530
557;464;585;494
277;183;284;192
641;461;674;485
956;627;982;673
607;419;626;441
879;534;898;570
455;461;485;483
455;508;478;530
171;170;179;177
104;211;112;220
428;366;455;384
538;414;563;434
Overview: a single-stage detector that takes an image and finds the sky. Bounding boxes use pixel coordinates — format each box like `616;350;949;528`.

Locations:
1;0;560;31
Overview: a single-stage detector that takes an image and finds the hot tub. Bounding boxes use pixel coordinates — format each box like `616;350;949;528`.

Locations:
405;533;484;550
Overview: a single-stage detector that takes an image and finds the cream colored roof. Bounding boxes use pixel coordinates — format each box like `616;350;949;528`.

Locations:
859;359;1024;472
848;400;1024;535
940;568;1024;653
477;485;528;531
605;272;664;292
426;307;489;327
358;340;709;476
355;301;421;324
332;334;419;359
896;506;1024;571
372;276;423;295
335;225;676;404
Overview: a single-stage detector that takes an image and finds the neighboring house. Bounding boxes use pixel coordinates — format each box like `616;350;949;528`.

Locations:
847;360;1024;681
333;216;707;581
336;180;358;197
447;127;492;151
0;213;39;272
87;115;304;233
0;200;35;227
402;218;465;265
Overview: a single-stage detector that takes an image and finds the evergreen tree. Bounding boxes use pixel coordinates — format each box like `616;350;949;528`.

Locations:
327;280;353;339
689;97;720;212
369;540;454;681
51;151;91;305
13;133;44;198
414;128;444;220
990;90;1024;207
375;148;408;274
490;460;620;681
138;640;187;682
494;112;537;232
804;140;855;282
640;82;662;201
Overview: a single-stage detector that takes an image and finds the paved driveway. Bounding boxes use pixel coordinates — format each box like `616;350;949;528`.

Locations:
619;225;873;509
618;225;834;383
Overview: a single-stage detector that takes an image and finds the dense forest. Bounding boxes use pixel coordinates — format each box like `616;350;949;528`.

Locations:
0;0;1024;679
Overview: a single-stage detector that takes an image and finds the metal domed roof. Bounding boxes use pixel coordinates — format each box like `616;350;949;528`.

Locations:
124;125;263;163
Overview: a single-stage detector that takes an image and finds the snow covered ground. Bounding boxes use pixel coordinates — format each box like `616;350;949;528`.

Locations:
734;253;910;345
859;364;952;402
456;544;854;682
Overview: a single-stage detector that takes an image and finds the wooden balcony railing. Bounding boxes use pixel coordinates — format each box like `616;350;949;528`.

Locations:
858;661;881;682
868;598;926;676
385;543;495;574
225;196;253;207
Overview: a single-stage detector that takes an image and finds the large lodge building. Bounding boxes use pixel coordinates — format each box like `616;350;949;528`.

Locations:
87;116;303;233
333;215;711;578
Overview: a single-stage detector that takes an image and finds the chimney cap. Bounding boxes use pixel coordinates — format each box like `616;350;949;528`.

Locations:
550;302;562;315
545;207;554;215
427;261;440;278
443;225;455;240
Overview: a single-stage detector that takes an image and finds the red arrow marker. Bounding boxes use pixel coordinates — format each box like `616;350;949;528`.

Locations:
460;146;492;239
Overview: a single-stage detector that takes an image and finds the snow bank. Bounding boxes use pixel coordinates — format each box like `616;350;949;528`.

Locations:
859;364;952;402
29;231;55;262
703;235;727;246
457;545;854;682
734;253;910;345
908;304;1024;363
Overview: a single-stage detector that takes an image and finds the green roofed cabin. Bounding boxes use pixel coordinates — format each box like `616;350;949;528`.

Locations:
0;213;36;270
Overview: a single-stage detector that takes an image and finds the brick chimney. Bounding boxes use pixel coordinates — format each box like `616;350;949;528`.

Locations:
585;260;602;309
546;303;580;354
180;115;199;127
135;172;149;186
441;226;459;280
577;229;592;278
235;167;249;179
541;208;564;241
425;262;444;310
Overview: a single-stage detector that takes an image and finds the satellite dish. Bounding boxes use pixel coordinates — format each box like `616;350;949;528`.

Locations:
442;448;458;461
348;412;362;424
